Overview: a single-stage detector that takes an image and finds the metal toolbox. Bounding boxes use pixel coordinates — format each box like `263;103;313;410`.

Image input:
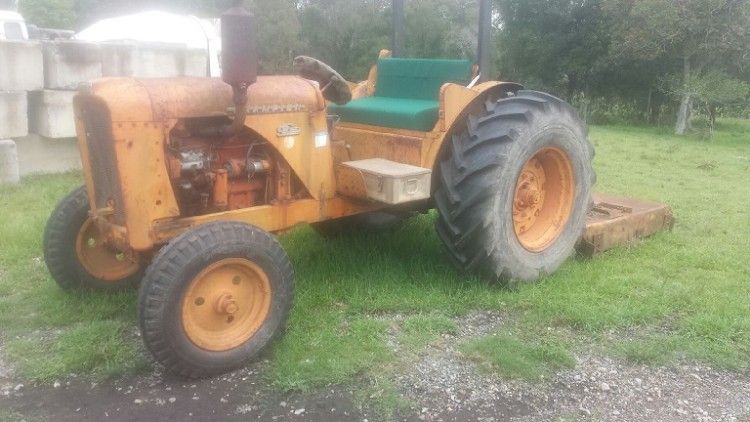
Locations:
337;158;432;205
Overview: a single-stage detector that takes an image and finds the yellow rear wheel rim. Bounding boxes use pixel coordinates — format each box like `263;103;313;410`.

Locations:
512;147;575;252
181;258;272;352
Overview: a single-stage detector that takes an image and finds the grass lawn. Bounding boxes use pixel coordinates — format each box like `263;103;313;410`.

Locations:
0;120;748;391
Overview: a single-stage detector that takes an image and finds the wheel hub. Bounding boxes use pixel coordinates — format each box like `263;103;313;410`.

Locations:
215;293;239;315
512;148;575;252
75;218;140;281
513;158;547;235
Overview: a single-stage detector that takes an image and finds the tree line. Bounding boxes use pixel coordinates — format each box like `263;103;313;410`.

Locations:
18;0;750;135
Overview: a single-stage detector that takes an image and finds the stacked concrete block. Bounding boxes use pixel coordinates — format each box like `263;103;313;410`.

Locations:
184;48;209;77
0;139;20;184
1;38;209;178
101;42;209;78
1;41;43;143
42;40;102;89
0;91;28;138
15;134;81;176
28;90;77;139
0;41;44;91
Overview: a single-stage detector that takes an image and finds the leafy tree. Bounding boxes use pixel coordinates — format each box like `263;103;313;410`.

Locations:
298;0;390;80
609;0;750;134
247;0;303;73
19;0;77;29
660;69;750;133
494;0;613;100
404;0;478;60
14;0;750;130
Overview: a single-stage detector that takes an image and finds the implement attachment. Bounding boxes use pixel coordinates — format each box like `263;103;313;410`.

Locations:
580;193;674;256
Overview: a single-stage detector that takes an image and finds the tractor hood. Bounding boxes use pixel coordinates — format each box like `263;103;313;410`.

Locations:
80;76;326;123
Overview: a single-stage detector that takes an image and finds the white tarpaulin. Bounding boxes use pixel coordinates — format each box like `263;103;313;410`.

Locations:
74;11;221;76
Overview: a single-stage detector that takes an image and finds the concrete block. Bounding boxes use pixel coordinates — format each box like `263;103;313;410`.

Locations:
101;42;208;78
0;41;44;91
100;42;138;77
184;48;209;77
15;134;81;176
0;139;20;184
29;90;77;139
43;41;102;89
0;91;28;138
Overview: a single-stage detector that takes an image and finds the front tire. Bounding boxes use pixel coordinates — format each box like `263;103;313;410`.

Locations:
434;90;595;284
138;222;294;378
43;186;142;291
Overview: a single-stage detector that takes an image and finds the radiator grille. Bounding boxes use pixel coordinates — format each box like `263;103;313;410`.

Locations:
78;98;126;225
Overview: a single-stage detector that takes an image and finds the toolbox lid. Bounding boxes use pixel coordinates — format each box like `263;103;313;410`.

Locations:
341;158;431;178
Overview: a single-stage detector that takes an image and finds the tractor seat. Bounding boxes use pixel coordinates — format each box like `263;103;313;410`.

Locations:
327;58;472;132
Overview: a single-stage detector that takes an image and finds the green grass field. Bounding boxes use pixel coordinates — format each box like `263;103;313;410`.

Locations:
0;121;748;389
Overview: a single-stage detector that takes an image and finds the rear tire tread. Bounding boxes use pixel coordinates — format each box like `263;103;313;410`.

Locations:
435;90;595;284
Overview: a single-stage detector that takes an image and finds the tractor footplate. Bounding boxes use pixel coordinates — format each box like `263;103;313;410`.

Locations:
579;193;674;256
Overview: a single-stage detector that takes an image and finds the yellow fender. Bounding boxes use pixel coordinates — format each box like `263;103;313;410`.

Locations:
425;81;524;179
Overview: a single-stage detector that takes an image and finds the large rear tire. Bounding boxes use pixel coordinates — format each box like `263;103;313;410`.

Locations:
434;90;595;284
43;186;142;291
138;221;294;378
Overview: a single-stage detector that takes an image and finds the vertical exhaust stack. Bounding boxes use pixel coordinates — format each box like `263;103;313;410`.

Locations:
392;0;405;57
221;3;258;134
477;0;492;83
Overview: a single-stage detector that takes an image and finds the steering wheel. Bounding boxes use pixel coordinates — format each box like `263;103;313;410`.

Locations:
293;56;352;105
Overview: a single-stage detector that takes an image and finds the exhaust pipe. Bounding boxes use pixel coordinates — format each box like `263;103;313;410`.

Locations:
221;3;258;135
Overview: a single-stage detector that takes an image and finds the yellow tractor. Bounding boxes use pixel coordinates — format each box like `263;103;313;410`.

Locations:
42;1;667;377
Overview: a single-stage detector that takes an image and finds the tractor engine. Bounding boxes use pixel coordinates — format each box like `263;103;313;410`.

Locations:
166;119;273;215
161;2;275;216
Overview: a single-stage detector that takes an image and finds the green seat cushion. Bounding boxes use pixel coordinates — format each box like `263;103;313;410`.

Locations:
329;58;472;131
328;97;439;132
375;58;472;101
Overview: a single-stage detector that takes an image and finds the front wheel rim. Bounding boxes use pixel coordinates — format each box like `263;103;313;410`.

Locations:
75;218;140;281
512;147;575;252
181;258;272;352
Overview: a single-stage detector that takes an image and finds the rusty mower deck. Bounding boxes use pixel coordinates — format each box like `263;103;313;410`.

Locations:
580;193;674;256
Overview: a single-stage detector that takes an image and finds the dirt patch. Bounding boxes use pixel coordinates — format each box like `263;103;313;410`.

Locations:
0;362;365;422
0;343;13;380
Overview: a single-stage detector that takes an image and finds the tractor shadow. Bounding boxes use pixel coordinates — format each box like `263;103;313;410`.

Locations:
279;213;506;313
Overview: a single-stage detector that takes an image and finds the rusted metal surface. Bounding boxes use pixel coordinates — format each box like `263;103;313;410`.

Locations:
331;123;424;167
74;95;125;225
350;50;391;100
335;164;370;200
513;148;574;252
82;76;324;123
74;74;333;251
580;193;674;256
151;197;385;242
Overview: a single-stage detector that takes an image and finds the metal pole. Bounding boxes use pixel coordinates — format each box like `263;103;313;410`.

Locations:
392;0;405;57
477;0;492;82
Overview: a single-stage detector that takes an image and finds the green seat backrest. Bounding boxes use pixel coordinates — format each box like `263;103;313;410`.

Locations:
375;58;472;101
